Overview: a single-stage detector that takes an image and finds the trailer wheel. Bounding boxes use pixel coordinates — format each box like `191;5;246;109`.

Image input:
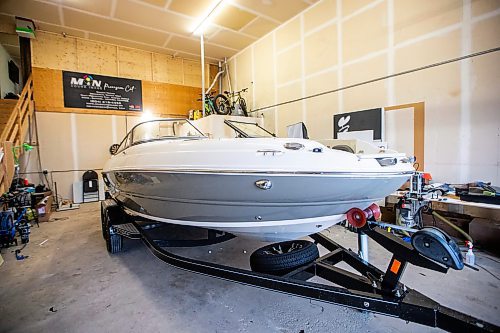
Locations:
103;208;123;254
104;222;123;254
106;228;123;254
250;240;319;275
100;205;107;239
101;204;125;240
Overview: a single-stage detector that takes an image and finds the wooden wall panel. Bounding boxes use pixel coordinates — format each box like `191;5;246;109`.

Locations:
32;67;64;109
166;57;184;85
133;53;189;86
183;59;203;87
31;32;214;90
142;81;169;114
76;39;118;76
31;32;78;70
32;67;200;117
117;47;153;81
142;81;201;116
168;84;202;115
152;56;187;86
152;53;169;83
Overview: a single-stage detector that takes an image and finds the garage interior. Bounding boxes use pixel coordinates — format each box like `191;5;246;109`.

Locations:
0;0;499;332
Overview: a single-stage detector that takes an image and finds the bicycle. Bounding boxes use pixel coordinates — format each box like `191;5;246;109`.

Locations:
0;209;15;247
214;88;248;117
0;190;39;247
196;90;218;116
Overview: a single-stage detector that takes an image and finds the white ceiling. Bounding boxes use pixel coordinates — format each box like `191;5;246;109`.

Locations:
0;0;318;62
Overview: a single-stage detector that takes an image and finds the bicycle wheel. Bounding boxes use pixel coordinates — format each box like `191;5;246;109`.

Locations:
214;94;231;115
239;97;248;117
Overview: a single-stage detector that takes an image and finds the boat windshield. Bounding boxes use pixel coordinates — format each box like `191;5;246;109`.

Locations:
118;119;205;152
224;120;275;138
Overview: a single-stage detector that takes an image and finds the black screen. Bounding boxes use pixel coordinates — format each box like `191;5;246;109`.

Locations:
8;60;19;84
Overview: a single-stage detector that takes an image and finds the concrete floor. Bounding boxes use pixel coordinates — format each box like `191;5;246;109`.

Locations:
0;202;499;333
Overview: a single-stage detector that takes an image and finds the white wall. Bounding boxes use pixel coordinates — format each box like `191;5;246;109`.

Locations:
22;112;146;201
225;0;500;185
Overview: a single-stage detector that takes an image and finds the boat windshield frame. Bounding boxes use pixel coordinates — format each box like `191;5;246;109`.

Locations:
224;119;275;138
115;119;206;153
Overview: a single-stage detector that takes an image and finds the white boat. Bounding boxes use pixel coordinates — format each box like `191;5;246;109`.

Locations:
102;118;414;241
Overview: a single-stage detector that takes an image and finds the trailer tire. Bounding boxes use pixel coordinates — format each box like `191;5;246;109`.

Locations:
100;206;107;239
250;240;319;275
102;207;123;253
106;230;123;254
104;221;122;254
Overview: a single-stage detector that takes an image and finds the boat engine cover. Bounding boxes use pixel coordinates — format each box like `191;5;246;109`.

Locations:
411;227;464;270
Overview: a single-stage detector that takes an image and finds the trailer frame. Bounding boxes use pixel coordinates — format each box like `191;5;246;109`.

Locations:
101;198;498;333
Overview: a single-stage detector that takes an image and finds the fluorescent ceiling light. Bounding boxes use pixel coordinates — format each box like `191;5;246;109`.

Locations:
191;0;227;36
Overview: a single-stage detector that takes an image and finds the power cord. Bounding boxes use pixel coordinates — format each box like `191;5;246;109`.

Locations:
475;263;500;281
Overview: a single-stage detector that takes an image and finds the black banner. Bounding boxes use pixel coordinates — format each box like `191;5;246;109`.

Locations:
62;71;142;111
333;108;382;140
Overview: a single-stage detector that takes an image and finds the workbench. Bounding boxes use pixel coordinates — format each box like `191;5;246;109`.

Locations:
386;192;500;221
385;192;500;254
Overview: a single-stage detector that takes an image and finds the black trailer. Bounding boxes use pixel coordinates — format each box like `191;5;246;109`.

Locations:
100;199;498;333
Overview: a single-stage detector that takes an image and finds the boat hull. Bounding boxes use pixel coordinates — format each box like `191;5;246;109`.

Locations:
104;170;410;240
124;207;345;241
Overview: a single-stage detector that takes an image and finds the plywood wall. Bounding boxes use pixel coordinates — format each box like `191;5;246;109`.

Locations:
30;31;222;117
142;80;202;117
32;31;212;88
227;0;500;184
32;67;202;117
